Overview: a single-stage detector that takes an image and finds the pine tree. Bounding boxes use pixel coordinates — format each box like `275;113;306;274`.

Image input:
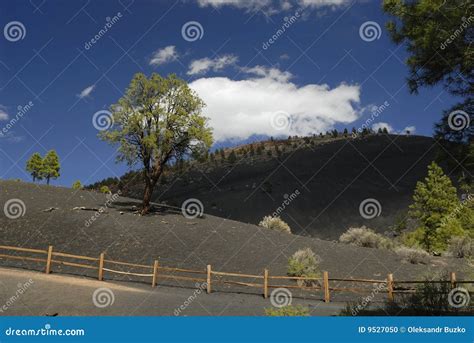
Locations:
408;162;460;252
227;150;237;164
41;150;60;185
26;152;43;182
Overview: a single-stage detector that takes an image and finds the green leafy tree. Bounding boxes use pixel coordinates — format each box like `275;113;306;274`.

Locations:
72;180;83;190
41;150;60;185
409;162;460;251
100;73;213;214
26;152;43;182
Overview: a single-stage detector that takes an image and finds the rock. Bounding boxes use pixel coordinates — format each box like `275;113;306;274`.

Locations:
42;207;59;212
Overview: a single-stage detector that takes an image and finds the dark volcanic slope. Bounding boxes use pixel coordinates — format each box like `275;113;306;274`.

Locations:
148;135;438;240
0;181;466;293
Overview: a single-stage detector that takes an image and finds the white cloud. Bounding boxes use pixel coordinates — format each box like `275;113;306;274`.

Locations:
187;54;238;75
197;0;350;13
0;106;8;120
150;45;178;66
78;85;95;99
372;122;393;133
189;66;361;141
402;126;416;134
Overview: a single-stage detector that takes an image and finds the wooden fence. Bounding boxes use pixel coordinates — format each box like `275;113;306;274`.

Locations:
0;244;471;303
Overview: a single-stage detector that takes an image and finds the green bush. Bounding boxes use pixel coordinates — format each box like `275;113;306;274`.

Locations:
265;305;309;316
100;185;111;194
288;248;321;287
72;180;83;190
339;226;394;250
258;216;291;234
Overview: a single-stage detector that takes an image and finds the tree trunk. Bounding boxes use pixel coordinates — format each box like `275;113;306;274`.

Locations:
141;161;164;215
46;177;50;185
141;178;154;215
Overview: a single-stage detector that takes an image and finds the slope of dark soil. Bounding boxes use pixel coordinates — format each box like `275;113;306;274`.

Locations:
0;180;468;302
117;135;440;240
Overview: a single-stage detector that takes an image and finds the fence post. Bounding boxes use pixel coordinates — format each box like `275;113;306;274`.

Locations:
387;273;394;302
450;272;457;289
206;265;212;294
152;260;159;287
98;253;105;281
263;269;269;299
323;271;330;303
45;245;53;274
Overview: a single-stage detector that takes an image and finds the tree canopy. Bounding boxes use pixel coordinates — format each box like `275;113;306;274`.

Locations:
100;73;213;214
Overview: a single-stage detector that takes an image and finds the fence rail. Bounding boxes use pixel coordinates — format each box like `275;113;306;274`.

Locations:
0;244;471;304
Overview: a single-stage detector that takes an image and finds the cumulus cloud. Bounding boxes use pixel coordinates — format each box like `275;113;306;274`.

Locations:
372;122;393;133
78;85;95;99
189;66;361;141
402;126;416;134
187;54;238;75
150;45;179;66
0;106;8;121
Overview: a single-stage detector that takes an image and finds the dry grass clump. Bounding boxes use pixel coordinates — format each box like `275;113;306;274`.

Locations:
287;248;321;287
258;216;291;234
394;246;430;264
446;236;473;258
339;226;394;250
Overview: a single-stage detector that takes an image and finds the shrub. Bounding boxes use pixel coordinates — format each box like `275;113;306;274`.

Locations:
340;275;469;315
288;248;321;287
265;305;309;316
72;180;83;190
100;185;111;194
447;236;474;258
258;216;291;234
394;246;430;264
339;226;394;250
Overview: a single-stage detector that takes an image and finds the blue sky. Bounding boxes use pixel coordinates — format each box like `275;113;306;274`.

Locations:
0;0;461;186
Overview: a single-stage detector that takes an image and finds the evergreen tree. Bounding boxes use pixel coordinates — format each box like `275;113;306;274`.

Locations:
26;152;43;182
382;127;389;134
343;128;348;137
408;162;460;252
41;150;61;185
227;150;237;164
